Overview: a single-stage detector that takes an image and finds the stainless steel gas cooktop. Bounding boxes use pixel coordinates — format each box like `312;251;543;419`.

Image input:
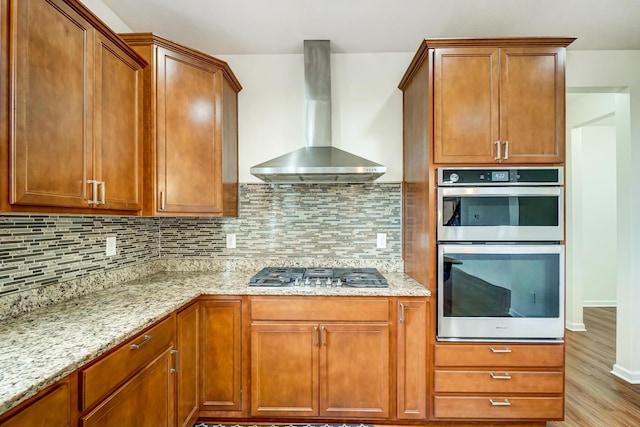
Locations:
248;267;388;288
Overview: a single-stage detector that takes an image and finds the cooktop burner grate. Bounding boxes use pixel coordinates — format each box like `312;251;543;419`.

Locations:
248;267;388;288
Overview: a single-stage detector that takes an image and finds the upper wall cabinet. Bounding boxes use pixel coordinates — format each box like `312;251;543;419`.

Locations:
0;0;145;214
119;33;242;217
400;38;575;165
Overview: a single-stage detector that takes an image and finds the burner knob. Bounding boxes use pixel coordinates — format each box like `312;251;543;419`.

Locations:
326;277;332;286
305;277;311;286
336;279;342;287
315;278;321;287
294;277;301;286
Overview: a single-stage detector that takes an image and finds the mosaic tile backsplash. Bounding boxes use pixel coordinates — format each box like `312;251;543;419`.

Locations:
0;183;401;307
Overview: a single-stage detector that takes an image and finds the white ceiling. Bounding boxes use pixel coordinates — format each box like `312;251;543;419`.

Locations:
102;0;640;55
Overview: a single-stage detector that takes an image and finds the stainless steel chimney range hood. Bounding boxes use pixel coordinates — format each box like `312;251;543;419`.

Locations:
250;40;386;183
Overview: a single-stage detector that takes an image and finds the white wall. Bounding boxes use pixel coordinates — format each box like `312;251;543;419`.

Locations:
218;52;413;183
80;0;132;32
567;50;640;383
569;125;617;307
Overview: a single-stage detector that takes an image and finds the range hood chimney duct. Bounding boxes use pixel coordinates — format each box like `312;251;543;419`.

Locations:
250;40;386;183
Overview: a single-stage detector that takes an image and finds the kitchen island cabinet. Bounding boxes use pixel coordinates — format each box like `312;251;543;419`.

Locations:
1;0;144;215
119;33;241;217
250;297;391;419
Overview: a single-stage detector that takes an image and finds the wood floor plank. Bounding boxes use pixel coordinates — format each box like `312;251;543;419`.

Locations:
548;307;640;426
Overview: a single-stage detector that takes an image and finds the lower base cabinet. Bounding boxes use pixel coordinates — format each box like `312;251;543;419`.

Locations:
200;298;244;416
0;381;72;427
250;297;391;419
176;301;200;427
432;343;565;421
80;348;176;427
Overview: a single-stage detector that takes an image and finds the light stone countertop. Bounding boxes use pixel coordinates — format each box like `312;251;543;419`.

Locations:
0;270;429;415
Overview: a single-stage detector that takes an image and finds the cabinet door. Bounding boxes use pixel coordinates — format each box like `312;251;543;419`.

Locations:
396;300;428;420
433;47;500;164
0;383;70;427
250;323;319;417
320;323;390;418
500;47;565;163
201;300;242;411
10;0;94;208
93;32;142;211
156;47;223;214
80;348;175;427
177;302;199;427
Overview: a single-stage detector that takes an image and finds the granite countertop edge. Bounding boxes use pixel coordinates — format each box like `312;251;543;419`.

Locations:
0;270;430;415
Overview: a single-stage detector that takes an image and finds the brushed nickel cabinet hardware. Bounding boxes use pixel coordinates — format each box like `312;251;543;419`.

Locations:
494;140;501;161
170;349;178;373
490;347;512;353
490;372;512;380
129;334;153;350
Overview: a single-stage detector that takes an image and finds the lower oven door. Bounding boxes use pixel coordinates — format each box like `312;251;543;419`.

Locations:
438;244;565;341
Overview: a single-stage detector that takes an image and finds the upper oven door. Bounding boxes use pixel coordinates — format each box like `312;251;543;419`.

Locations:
437;186;564;242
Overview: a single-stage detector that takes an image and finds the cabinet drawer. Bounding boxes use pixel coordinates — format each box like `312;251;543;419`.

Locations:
250;297;389;321
434;344;564;368
434;396;564;420
434;370;564;394
80;316;175;410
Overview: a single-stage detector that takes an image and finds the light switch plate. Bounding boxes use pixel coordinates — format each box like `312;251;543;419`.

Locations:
105;237;116;256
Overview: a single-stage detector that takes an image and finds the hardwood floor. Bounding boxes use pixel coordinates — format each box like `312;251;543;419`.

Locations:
548;307;640;426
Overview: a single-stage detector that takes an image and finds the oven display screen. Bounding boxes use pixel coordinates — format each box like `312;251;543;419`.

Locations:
492;171;509;182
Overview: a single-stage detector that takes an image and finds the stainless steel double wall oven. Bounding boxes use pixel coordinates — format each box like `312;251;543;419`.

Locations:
436;167;565;341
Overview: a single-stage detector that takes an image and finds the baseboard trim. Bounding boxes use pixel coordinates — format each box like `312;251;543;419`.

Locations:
583;300;617;307
611;364;640;384
566;321;586;331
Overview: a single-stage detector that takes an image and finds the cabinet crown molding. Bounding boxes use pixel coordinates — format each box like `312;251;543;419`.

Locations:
119;32;242;92
398;36;576;90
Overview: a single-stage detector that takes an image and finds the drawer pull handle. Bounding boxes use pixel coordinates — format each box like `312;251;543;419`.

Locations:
130;334;153;350
489;399;511;406
490;372;512;380
489;347;512;353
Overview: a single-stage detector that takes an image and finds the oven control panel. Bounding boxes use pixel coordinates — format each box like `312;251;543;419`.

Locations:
438;167;563;186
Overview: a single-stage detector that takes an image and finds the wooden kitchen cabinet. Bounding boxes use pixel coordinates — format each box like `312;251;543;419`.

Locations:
80;347;175;427
396;299;428;420
432;343;565;421
0;378;74;427
79;316;176;426
200;298;244;416
176;301;200;427
119;33;241;217
400;38;574;165
1;0;144;214
250;297;391;419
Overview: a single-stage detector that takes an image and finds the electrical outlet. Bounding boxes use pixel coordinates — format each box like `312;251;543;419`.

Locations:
226;233;236;249
105;237;116;256
376;233;387;249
